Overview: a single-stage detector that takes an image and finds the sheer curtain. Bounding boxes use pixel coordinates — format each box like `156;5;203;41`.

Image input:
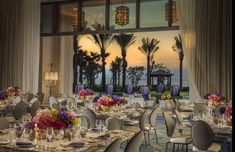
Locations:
176;0;232;101
0;0;40;93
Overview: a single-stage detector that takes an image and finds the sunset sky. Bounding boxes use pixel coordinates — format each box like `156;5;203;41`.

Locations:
78;30;183;69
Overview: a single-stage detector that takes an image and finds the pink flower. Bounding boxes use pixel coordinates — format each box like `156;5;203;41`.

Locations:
224;104;232;117
32;109;54;129
205;93;225;104
79;89;88;96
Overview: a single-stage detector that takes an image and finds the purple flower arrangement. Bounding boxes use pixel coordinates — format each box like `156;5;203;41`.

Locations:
0;91;5;100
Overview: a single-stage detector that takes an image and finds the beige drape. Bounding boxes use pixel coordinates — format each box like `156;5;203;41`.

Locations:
60;36;73;96
0;0;40;93
177;0;232;101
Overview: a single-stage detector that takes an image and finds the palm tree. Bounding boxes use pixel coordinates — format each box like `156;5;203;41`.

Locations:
110;61;118;87
90;23;114;91
138;37;160;86
110;57;122;87
172;34;184;90
114;57;122;86
114;33;136;90
84;52;101;87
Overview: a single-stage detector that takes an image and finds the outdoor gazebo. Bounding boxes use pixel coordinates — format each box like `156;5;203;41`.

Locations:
150;69;174;85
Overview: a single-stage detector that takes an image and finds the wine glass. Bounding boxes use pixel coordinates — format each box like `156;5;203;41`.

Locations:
46;127;54;148
8;124;16;145
101;120;107;133
68;127;76;141
96;120;101;135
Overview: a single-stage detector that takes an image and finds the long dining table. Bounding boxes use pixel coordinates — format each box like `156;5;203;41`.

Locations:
0;127;135;152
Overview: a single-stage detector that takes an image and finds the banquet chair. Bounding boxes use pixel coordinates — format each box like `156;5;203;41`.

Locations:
12;101;29;120
12;97;21;105
36;92;44;104
51;103;60;110
191;120;221;152
193;103;208;116
124;131;144;152
174;110;192;136
79;116;90;129
83;109;96;128
107;117;122;130
173;99;182;112
214;104;226;117
26;93;35;102
139;109;151;147
104;138;122;152
174;110;192;127
66;97;76;108
0;117;10;130
29;97;38;105
30;100;41;117
49;96;59;109
170;100;177;112
133;102;142;108
163;111;192;152
149;107;160;143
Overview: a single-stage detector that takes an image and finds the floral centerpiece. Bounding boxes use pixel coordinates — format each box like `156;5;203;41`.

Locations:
0;91;6;105
93;95;127;111
5;86;21;98
204;92;225;106
32;108;79;130
0;91;6;100
78;89;94;99
160;94;171;100
224;104;232;117
224;104;232;126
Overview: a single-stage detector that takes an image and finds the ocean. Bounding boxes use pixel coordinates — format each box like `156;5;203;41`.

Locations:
85;68;189;87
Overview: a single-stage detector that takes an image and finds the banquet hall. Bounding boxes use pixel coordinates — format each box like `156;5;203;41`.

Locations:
0;0;232;151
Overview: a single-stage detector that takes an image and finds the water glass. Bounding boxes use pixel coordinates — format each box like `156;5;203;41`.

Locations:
46;127;54;148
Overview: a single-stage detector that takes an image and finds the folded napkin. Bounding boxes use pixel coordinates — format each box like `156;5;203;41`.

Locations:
68;141;85;148
16;142;33;146
16;141;34;148
91;128;100;132
97;133;110;140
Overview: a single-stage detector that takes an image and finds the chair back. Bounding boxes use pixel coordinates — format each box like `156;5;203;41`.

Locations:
0;117;10;130
12;101;29;120
49;96;58;109
174;99;181;110
12;97;21;105
27;93;35;102
193;103;208;115
29;97;38;105
214;104;226;117
191;120;214;150
30;100;41;117
67;97;76;108
79;116;90;129
51;103;60;110
149;107;160;127
174;109;184;124
124;131;144;152
170;99;176;111
83;109;96;128
36;92;44;104
162;112;175;137
133;102;141;108
139;109;148;130
107;118;122;130
104;138;121;152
